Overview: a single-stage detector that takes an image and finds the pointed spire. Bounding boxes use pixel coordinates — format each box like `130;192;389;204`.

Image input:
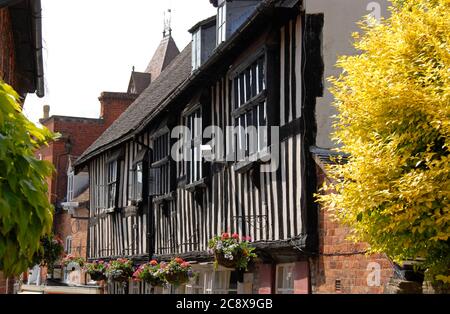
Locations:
145;33;179;80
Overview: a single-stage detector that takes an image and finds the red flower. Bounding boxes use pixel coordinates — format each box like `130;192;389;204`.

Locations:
150;260;158;266
221;233;230;240
175;257;184;264
232;233;240;240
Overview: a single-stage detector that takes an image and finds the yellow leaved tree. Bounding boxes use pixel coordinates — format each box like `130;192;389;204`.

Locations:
317;0;450;284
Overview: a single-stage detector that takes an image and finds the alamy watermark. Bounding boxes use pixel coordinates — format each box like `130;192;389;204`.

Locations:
170;122;280;173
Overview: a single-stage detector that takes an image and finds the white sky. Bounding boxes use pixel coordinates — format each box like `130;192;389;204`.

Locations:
23;0;216;124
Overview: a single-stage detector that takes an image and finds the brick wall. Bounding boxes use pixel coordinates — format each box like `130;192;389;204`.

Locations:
0;272;6;294
311;167;394;294
0;272;15;294
70;207;89;259
255;264;274;294
0;7;16;87
99;92;138;127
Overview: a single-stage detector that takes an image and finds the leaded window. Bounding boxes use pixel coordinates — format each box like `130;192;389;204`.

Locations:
232;55;267;160
150;133;171;196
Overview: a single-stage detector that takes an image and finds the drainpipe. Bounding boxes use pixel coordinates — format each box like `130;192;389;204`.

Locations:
31;0;44;98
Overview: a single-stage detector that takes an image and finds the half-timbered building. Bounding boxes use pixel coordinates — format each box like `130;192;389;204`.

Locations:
75;0;396;294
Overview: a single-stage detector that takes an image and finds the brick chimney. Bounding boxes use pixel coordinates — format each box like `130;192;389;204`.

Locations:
98;92;138;128
43;104;50;119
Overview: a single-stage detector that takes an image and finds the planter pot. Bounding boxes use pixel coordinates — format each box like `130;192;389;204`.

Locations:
141;274;165;287
165;272;189;286
107;270;133;283
89;271;107;282
215;251;242;269
109;274;130;283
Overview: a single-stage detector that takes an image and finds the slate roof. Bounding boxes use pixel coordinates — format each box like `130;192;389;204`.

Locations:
145;35;180;80
188;15;216;33
127;71;152;94
75;44;192;167
75;0;284;169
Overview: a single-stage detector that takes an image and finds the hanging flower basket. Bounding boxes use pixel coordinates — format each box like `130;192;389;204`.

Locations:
85;260;108;282
89;271;107;282
133;260;165;287
106;258;134;283
214;250;243;269
165;272;189;286
159;258;196;286
209;233;257;271
62;254;85;271
32;234;64;276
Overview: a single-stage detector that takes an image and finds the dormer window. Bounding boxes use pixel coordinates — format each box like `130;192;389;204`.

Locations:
189;15;216;70
211;0;260;46
217;1;226;45
192;29;201;71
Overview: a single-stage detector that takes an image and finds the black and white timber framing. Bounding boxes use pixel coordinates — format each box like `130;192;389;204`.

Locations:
75;0;323;274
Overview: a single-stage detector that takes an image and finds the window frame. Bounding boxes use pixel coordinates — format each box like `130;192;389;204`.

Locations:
192;28;202;70
149;129;173;200
67;170;74;202
128;149;149;205
230;51;268;166
216;1;226;45
65;236;73;255
183;104;204;187
185;267;238;295
276;263;295;294
105;149;123;212
106;159;119;210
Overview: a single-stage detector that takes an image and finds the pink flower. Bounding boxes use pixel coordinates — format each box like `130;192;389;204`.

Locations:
160;262;167;269
181;262;190;268
221;233;230;240
232;233;240;240
242;236;253;242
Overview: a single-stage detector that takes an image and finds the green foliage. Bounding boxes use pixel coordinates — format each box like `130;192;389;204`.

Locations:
132;260;166;287
158;258;196;286
105;258;134;283
32;234;64;273
317;0;450;283
0;81;57;276
84;260;108;281
61;254;85;268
